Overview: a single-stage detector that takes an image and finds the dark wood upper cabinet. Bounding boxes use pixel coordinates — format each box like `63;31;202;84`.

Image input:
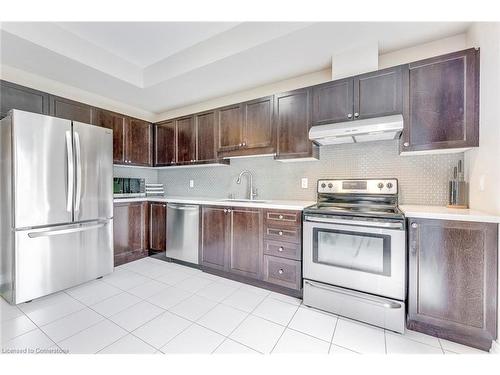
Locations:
149;202;166;252
242;96;275;153
176;116;197;163
407;218;498;351
0;80;49;118
217;104;243;153
201;206;229;271
229;208;263;279
312;78;353;125
402;48;479;153
195;110;216;162
354;65;405;120
155;120;177;166
127;119;152;166
113;202;148;266
49;95;95;124
275;88;317;160
94;109;127;164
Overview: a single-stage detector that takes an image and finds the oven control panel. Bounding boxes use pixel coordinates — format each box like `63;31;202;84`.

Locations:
317;179;398;194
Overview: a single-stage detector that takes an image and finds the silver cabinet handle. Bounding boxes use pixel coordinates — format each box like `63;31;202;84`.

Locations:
278;247;284;252
347;113;353;119
238;143;242;147
411;223;418;228
354;112;359;118
242;141;246;146
278;231;283;236
74;131;82;213
278;215;284;219
278;269;284;275
403;142;409;147
28;222;106;238
65;131;74;213
224;209;227;213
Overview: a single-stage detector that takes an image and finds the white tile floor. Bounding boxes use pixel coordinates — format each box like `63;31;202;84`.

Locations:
0;257;488;354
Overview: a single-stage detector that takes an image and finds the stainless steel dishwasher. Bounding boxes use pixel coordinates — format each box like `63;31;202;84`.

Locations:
166;203;200;264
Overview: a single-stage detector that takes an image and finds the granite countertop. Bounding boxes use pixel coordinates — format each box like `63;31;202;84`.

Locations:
113;196;315;211
400;205;500;224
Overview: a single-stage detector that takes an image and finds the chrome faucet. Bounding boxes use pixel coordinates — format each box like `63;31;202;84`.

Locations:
236;170;258;200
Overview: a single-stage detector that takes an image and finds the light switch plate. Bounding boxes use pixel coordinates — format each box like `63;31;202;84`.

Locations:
301;178;308;189
189;179;194;188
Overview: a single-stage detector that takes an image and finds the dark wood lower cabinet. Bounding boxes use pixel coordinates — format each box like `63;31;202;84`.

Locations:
113;202;148;266
229;208;263;278
200;206;229;271
149;202;166;252
407;218;498;351
200;205;302;296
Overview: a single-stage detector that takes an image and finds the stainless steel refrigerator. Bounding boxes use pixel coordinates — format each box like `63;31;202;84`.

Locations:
0;110;114;304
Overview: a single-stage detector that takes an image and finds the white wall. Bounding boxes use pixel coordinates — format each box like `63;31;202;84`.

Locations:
465;23;500;216
0;65;156;121
155;33;468;122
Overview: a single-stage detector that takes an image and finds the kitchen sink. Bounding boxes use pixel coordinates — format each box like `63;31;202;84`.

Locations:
218;198;270;203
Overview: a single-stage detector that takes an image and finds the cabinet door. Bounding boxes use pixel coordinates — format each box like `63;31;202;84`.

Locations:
201;206;229;271
0;80;49;117
275;88;314;159
408;218;498;351
127;119;152;166
113;202;148;266
243;96;275;152
402;48;479;153
94;109;126;164
196;111;216;162
155;120;177;166
311;78;353;125
49;95;95;124
176;116;196;163
354;66;404;120
229;208;263;279
149;202;166;252
217;104;243;153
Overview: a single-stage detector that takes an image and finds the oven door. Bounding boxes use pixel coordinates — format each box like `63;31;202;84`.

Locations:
303;215;406;300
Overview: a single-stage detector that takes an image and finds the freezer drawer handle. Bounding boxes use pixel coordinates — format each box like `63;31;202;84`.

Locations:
28;223;106;238
304;280;402;309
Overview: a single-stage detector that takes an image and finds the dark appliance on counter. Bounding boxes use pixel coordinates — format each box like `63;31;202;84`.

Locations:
113;177;146;198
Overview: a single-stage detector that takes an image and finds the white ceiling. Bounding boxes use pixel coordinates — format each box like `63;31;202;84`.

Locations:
0;22;470;115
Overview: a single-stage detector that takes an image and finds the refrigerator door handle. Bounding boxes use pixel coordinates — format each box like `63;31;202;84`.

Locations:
27;222;106;238
74;131;82;212
65;130;74;213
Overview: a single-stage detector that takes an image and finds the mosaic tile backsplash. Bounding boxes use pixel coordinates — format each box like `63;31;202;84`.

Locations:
156;140;464;205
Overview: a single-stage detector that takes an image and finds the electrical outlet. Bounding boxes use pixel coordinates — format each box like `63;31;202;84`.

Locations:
189;179;194;188
479;175;486;192
301;178;308;189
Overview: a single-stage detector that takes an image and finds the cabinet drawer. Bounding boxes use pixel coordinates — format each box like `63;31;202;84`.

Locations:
264;240;301;260
264;226;301;243
264;210;301;226
263;255;301;290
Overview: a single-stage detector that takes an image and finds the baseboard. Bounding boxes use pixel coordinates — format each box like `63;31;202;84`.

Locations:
490;340;500;354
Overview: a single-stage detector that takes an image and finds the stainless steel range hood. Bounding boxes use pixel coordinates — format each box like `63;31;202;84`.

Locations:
309;114;403;145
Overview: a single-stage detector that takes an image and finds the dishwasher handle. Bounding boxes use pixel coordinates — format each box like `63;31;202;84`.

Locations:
167;203;199;211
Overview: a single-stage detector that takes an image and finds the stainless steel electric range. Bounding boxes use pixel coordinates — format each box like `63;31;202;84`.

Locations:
302;178;406;333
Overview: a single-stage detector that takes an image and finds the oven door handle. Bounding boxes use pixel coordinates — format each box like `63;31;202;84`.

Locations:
304;280;403;309
304;215;403;229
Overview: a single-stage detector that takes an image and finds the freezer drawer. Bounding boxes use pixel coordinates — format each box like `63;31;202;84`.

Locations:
303;279;405;333
12;220;113;304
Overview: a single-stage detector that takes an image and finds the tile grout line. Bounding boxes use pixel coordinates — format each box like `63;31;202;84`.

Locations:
269;301;301;354
328;315;340;354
